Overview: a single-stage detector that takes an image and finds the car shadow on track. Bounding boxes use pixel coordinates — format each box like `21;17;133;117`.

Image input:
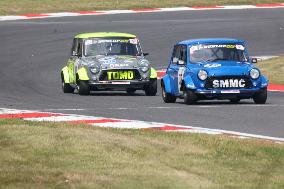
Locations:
74;91;146;96
176;100;255;106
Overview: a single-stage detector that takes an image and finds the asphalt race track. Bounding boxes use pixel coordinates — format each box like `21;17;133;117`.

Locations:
1;8;284;138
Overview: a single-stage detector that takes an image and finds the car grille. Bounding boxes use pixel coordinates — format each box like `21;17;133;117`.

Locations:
99;69;141;81
204;76;252;89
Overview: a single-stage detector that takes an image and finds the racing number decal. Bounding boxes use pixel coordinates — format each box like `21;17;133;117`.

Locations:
107;71;134;80
178;67;186;93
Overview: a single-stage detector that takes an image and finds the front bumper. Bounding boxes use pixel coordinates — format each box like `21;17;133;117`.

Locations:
194;87;266;99
88;80;152;90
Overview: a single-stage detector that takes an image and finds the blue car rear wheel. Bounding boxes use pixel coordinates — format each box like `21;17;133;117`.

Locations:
162;85;176;103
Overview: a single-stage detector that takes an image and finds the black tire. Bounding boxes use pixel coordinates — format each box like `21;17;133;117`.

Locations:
78;80;90;95
253;88;267;104
161;84;176;103
145;79;157;96
184;88;197;105
230;98;241;104
62;81;74;93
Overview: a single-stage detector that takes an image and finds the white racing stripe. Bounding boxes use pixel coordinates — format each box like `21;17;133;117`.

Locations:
222;5;256;9
0;108;33;114
25;115;104;122
254;56;279;61
0;4;284;22
0;108;283;143
90;121;164;129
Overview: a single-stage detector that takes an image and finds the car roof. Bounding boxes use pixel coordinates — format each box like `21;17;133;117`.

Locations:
74;32;136;39
178;38;245;45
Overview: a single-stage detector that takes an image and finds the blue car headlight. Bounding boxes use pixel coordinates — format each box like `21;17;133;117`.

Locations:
198;70;208;81
250;68;260;79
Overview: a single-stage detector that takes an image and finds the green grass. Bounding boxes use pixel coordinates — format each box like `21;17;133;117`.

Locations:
258;56;284;85
1;119;284;189
0;0;284;15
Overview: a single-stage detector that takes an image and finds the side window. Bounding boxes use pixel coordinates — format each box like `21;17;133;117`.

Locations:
172;45;180;64
180;45;187;62
77;40;83;57
71;38;78;56
172;45;179;59
172;45;187;63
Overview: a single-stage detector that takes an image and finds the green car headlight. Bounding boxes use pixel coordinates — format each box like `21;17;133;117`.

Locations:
90;65;100;74
139;60;150;72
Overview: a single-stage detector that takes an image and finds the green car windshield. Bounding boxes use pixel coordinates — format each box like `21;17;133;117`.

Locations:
84;38;142;57
189;44;248;63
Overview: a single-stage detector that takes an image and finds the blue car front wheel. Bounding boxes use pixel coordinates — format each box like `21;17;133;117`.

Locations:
183;88;198;105
253;88;267;104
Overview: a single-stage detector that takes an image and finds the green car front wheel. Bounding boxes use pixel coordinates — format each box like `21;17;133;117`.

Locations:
62;81;74;93
78;80;90;95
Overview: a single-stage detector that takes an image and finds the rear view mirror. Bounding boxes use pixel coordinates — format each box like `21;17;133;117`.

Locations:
251;58;258;64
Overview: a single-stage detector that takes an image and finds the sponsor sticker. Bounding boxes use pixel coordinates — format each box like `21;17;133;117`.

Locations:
236;44;245;50
85;39;129;45
85;39;93;45
99;57;116;64
129;38;138;44
190;44;244;52
109;63;130;68
221;90;240;94
204;63;221;68
111;81;131;84
190;46;199;54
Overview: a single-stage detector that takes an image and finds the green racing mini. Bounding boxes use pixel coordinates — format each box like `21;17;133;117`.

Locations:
61;32;157;95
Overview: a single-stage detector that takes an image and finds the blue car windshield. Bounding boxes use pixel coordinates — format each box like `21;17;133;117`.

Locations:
84;38;141;57
189;44;248;63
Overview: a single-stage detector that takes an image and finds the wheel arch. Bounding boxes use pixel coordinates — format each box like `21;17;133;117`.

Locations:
161;75;172;94
76;67;90;82
183;75;197;90
61;66;70;83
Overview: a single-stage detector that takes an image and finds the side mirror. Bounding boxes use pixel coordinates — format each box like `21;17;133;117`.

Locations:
251;58;258;64
177;60;185;65
172;57;178;64
72;51;78;56
143;53;149;56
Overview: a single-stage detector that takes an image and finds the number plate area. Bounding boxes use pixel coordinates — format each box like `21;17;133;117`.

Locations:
205;76;252;89
107;71;134;80
99;70;140;81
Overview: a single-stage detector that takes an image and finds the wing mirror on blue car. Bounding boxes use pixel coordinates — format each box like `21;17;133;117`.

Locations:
177;60;185;65
251;58;258;63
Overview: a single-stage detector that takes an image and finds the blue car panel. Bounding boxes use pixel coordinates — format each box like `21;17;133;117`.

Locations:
161;38;268;104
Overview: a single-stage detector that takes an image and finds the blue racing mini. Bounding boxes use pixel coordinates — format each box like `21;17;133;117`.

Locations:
161;38;268;104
